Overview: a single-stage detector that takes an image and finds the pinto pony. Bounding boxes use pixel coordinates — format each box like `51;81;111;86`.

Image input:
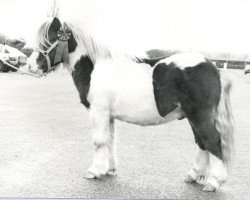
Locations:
31;17;234;192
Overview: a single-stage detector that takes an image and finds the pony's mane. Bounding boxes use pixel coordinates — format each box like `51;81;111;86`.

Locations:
36;20;54;49
36;18;148;64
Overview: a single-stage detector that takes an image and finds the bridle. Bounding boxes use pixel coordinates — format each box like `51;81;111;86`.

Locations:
35;40;59;75
35;24;72;76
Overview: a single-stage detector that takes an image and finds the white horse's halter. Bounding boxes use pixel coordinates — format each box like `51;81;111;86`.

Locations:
35;40;59;74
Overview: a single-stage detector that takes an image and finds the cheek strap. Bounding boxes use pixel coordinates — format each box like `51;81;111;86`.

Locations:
45;55;51;70
54;40;70;66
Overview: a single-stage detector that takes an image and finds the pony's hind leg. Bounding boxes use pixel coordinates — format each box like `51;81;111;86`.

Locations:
203;153;228;191
189;111;228;191
85;107;114;179
203;70;235;191
185;125;209;184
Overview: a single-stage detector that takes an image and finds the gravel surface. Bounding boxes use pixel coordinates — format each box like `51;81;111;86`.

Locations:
0;69;249;199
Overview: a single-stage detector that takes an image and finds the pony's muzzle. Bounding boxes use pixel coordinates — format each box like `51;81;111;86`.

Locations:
28;64;43;75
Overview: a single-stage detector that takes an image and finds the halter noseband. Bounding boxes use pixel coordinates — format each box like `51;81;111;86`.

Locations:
35;24;71;76
36;40;59;74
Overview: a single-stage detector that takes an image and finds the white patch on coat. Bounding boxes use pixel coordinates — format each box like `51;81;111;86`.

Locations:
205;153;228;189
68;45;84;71
186;149;209;183
194;149;209;175
88;59;184;126
159;52;206;69
27;51;40;72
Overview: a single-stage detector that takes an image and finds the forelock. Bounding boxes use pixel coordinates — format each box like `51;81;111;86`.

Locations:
36;19;53;49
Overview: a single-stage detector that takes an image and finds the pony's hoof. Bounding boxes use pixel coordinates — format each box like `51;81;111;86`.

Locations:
184;175;196;183
84;171;99;179
203;176;222;192
196;175;206;185
203;184;217;192
107;169;117;176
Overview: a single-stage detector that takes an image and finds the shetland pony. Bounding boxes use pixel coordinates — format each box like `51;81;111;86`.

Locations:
30;17;234;192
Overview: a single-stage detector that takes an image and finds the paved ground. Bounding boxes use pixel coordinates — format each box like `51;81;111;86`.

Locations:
0;69;249;199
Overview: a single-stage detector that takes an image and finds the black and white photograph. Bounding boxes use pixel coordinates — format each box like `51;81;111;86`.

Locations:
0;0;249;199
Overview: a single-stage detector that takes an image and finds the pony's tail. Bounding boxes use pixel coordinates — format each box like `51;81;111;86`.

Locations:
215;70;235;171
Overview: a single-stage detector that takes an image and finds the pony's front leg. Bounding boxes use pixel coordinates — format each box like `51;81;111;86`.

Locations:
85;107;114;179
107;118;117;174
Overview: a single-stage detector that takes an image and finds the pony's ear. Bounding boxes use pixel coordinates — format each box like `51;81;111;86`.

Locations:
49;17;61;33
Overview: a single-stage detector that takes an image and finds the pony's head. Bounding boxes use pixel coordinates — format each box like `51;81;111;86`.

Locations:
31;17;77;75
30;14;147;76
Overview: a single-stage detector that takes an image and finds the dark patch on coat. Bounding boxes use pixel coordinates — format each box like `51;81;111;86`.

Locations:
188;109;222;159
190;124;206;150
67;29;77;53
36;17;78;73
50;17;77;53
135;54;168;67
136;49;180;67
138;56;168;67
153;61;223;160
152;62;182;116
146;49;181;58
72;55;94;108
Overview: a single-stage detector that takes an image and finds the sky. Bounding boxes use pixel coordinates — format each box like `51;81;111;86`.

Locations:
0;0;250;54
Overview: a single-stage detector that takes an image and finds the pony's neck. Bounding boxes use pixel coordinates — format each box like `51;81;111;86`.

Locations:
79;36;111;62
68;41;106;72
66;21;148;71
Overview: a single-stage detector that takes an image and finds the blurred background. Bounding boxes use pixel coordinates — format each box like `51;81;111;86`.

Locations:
0;0;249;51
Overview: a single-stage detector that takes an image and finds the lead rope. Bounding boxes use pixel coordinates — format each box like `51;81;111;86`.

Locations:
2;60;42;78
